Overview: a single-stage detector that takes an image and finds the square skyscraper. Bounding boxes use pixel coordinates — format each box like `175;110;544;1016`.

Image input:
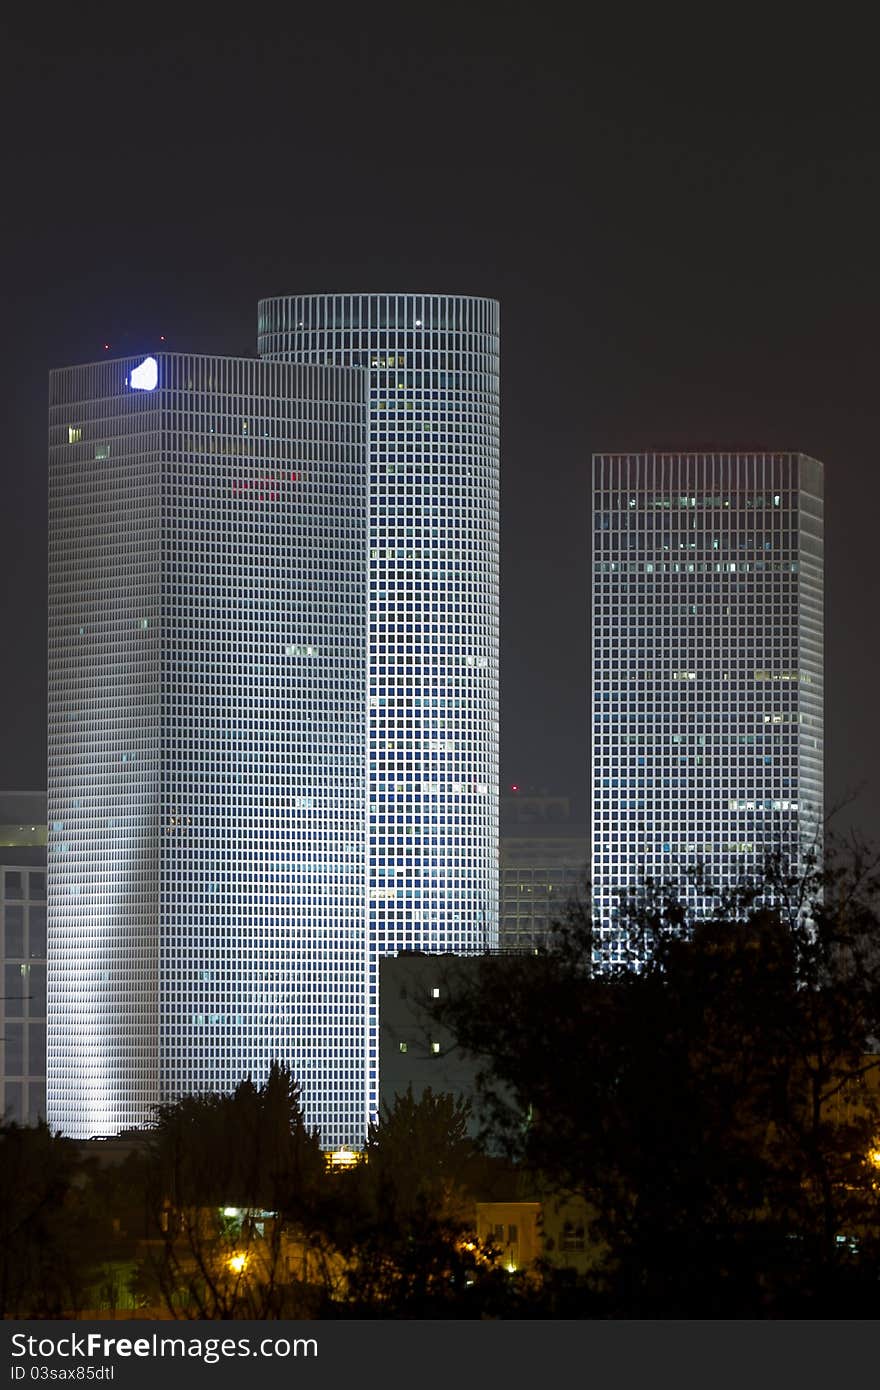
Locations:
48;353;367;1143
591;451;823;959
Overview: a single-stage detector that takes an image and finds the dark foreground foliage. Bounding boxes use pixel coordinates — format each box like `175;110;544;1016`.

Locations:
430;847;880;1316
5;850;880;1317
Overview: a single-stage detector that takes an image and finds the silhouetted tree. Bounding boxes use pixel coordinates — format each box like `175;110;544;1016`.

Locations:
363;1086;483;1220
139;1063;324;1317
313;1088;514;1317
430;848;880;1315
0;1121;101;1317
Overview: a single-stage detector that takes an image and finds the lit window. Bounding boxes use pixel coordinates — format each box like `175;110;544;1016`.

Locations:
561;1221;586;1252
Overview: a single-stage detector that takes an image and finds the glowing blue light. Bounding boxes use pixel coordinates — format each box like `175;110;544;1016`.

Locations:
129;356;158;391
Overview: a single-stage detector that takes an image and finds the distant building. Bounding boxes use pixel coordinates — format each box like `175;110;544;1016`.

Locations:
474;1193;602;1276
378;948;537;1148
474;1200;541;1271
591;451;824;961
379;953;483;1123
500;793;587;950
258;294;500;965
1;792;47;1125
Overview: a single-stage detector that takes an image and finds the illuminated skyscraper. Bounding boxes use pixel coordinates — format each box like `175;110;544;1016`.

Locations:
499;793;588;951
591;451;823;960
258;295;500;1119
48;293;500;1143
47;353;367;1143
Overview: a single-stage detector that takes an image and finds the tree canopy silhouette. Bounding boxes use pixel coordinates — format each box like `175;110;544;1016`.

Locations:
429;849;880;1315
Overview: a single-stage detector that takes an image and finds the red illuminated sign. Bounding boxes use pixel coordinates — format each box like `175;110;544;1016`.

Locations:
232;472;299;501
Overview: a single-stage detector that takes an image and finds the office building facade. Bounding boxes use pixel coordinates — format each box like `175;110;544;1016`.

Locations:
591;451;823;959
1;792;47;1126
500;793;588;951
48;353;367;1144
258;294;500;955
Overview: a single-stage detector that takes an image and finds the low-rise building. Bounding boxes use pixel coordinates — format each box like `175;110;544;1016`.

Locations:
1;791;47;1125
500;792;587;951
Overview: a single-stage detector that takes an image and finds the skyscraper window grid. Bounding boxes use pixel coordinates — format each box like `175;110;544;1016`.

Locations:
591;451;823;962
258;294;500;1128
47;354;368;1145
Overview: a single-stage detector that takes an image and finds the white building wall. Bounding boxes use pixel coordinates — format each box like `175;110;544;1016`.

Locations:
258;294;500;1127
48;353;367;1144
48;362;162;1136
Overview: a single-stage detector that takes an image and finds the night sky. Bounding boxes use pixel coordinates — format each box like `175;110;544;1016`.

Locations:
3;10;879;838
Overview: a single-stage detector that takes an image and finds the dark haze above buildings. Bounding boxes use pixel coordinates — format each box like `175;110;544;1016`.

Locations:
2;8;879;836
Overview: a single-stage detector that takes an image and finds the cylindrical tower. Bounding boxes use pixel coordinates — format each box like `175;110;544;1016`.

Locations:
259;295;499;1121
